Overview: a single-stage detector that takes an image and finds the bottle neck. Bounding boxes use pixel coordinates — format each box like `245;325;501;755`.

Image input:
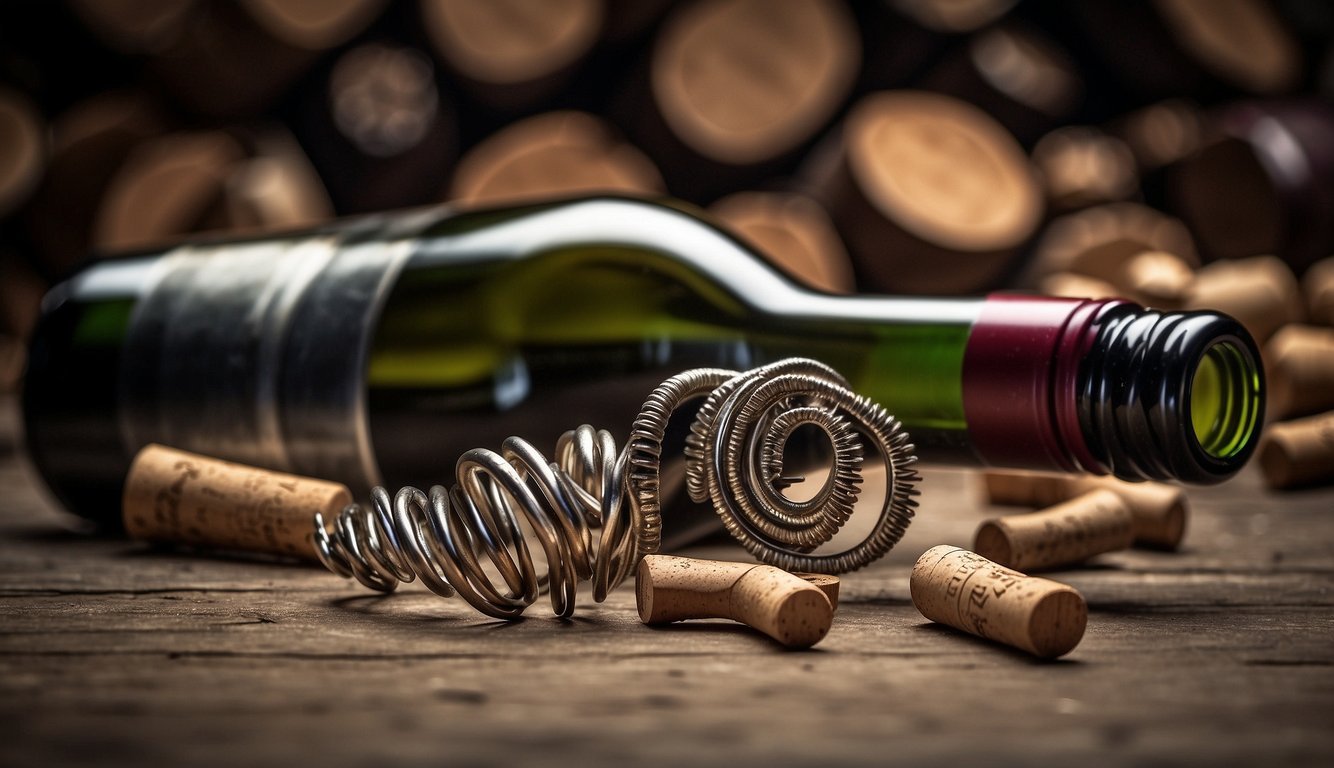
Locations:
960;295;1264;483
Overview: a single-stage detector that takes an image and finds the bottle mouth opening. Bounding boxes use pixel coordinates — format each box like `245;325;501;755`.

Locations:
1188;339;1263;461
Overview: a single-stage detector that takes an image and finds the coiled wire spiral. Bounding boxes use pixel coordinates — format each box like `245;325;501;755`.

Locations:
313;358;919;619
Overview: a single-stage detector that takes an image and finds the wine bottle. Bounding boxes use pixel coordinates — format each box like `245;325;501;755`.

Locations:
23;196;1264;527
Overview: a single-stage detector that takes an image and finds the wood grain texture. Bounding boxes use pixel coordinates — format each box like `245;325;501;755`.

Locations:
0;396;1331;766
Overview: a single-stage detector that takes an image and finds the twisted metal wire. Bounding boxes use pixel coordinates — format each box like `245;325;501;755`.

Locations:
314;358;919;618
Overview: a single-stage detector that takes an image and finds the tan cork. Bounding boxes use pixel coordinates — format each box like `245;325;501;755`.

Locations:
449;111;663;207
1303;256;1334;327
983;470;1187;550
911;545;1086;659
1119;250;1195;308
1265;325;1334;421
974;489;1134;571
791;572;841;613
1039;271;1123;301
709;191;856;294
1185;255;1302;344
122;444;351;561
1259;411;1334;490
636;555;835;649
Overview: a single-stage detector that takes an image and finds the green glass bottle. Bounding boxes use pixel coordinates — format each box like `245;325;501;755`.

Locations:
23;197;1264;527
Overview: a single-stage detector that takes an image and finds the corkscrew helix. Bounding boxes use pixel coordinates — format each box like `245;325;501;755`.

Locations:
313;358;919;619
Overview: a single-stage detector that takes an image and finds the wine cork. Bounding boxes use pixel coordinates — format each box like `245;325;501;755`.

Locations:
1039;272;1122;301
1266;325;1334;420
636;555;834;649
1045;1;1296;104
652;0;858;167
92;130;248;251
922;24;1082;145
22;91;167;277
123;444;351;561
807;90;1042;295
1304;257;1334;327
422;0;603;109
1118;250;1195;308
0;87;46;218
709;192;855;294
974;489;1134;571
1028;203;1198;285
296;42;457;213
791;572;841;613
1031;126;1138;212
1259;411;1334;490
1185;255;1302;344
1113;99;1206;171
982;471;1187;550
911;545;1086;659
449;111;663;207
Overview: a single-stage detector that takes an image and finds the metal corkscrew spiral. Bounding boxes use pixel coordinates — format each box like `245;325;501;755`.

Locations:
313;358;920;619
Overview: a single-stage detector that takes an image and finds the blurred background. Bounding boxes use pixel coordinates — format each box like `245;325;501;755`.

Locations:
2;0;1333;404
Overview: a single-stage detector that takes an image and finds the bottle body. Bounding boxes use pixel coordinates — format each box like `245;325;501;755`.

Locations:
23;197;1264;526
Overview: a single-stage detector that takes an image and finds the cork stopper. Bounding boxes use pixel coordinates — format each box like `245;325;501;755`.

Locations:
1303;257;1334;327
123;444;352;561
1029;203;1197;285
1031;126;1138;212
982;470;1187;550
791;572;841;613
636;555;835;649
422;0;602;100
92;131;249;251
810;89;1042;294
0;87;45;217
1185;255;1302;344
1119;250;1195;308
449;111;663;207
709;191;855;294
1259;411;1334;490
911;545;1087;658
1265;325;1334;420
974;489;1134;571
1039;272;1123;300
1155;0;1300;95
652;0;859;165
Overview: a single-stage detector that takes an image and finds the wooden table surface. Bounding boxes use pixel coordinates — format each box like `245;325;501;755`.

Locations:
1;395;1331;767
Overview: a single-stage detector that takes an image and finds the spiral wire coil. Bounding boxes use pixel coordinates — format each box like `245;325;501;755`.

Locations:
313;358;920;619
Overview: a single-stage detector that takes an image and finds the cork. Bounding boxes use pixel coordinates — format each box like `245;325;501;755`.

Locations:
0;87;45;217
1027;202;1198;286
652;0;859;166
1265;325;1334;420
807;90;1043;295
982;471;1187;550
974;489;1135;571
791;572;841;613
92;130;249;251
1113;99;1205;171
709;191;856;294
123;444;351;561
422;0;602;108
636;555;834;649
449;111;663;207
1039;272;1122;301
1185;255;1302;344
1304;257;1334;327
1259;411;1334;490
1031;126;1138;212
1119;250;1195;308
911;545;1086;659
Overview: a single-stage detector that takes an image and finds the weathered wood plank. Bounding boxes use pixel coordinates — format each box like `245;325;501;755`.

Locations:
1;393;1332;767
